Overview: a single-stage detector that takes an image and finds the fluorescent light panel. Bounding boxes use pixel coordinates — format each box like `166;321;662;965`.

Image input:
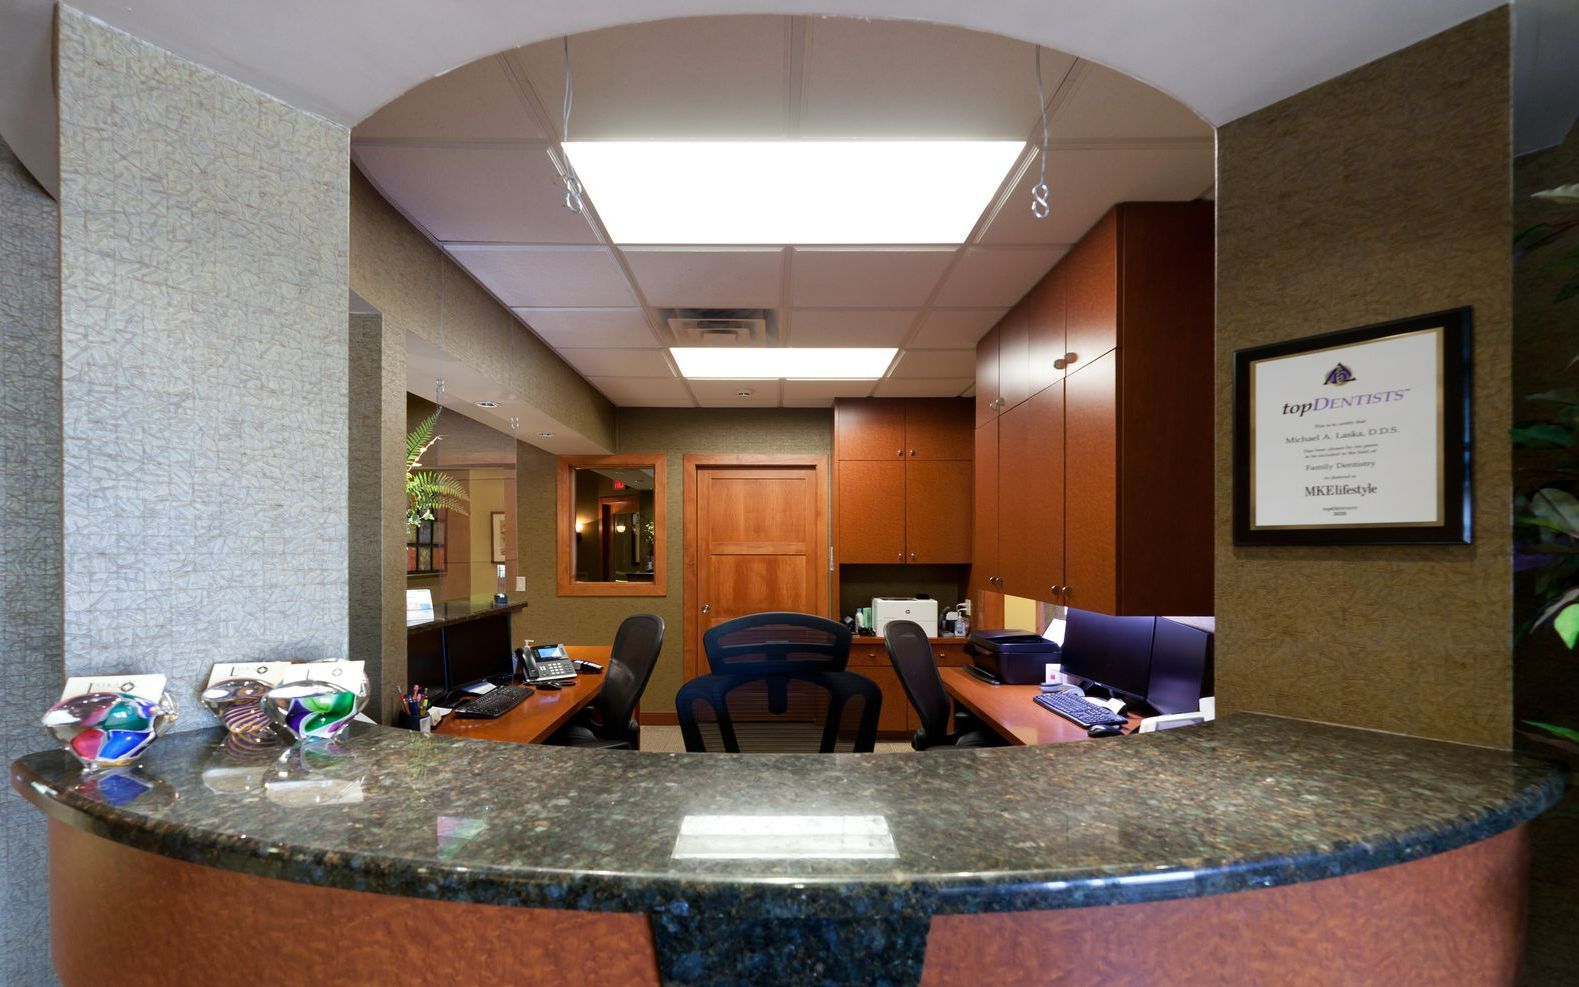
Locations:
564;141;1024;244
671;347;895;379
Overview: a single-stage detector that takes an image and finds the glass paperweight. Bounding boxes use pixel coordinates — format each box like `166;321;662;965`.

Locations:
262;681;363;741
42;691;178;769
201;677;275;740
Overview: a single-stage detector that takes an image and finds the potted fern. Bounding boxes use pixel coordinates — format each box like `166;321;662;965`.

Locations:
406;410;469;533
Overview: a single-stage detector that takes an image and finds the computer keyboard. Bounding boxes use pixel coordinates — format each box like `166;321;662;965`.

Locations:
451;684;534;719
1033;690;1127;728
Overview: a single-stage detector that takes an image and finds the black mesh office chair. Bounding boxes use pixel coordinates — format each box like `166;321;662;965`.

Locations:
884;619;1003;750
677;612;880;752
549;613;664;750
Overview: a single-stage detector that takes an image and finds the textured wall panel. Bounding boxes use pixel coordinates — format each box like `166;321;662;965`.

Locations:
1214;10;1513;747
0;137;64;987
56;8;350;727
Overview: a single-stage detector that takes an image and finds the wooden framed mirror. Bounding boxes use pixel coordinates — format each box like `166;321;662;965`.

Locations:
556;454;667;597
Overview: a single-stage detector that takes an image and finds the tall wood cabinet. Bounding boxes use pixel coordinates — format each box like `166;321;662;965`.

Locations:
835;398;972;564
972;201;1213;618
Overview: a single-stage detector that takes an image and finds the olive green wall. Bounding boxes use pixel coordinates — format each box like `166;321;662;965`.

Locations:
517;408;833;714
1214;9;1513;747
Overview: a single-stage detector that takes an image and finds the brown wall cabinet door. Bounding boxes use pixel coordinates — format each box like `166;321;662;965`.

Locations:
1022;381;1065;601
995;401;1033;597
972;423;999;586
836;460;906;563
1063;350;1118;615
905;460;972;564
997;303;1031;411
903;398;972;460
1025;265;1067;397
1063;209;1119;373
974;325;1001;427
835;400;905;461
859;664;915;735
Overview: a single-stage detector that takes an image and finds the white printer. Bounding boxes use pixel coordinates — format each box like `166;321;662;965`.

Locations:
872;597;940;637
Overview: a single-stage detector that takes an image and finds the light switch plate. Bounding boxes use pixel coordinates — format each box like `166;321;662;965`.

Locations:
515;576;526;592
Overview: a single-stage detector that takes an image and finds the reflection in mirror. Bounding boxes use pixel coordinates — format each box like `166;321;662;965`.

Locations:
557;455;667;597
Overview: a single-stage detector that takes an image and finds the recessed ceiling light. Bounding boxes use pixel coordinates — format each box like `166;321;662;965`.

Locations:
474;400;499;409
563;141;1024;244
538;431;554;438
671;348;896;380
735;389;753;397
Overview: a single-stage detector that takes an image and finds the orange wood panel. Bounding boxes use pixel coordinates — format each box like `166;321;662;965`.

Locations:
905;460;971;564
974;324;1001;427
903;397;973;461
1063;349;1119;615
858;663;914;734
922;825;1531;987
49;820;661;987
940;667;1141;745
931;642;969;666
435;673;603;745
971;422;1000;592
995;401;1032;597
1062;207;1119;370
997;302;1031;410
837;460;906;563
1021;380;1065;603
556;453;667;597
834;398;905;461
1024;264;1067;397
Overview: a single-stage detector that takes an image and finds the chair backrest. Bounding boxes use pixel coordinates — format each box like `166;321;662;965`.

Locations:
594;613;665;742
675;670;881;753
701;612;852;676
883;619;950;743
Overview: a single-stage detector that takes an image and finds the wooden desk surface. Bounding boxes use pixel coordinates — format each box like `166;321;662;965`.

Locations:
940;666;1143;746
434;645;609;746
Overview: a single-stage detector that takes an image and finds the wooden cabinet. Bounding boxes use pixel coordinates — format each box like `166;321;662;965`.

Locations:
974;326;1000;427
837;460;906;563
834;399;972;565
905;460;971;563
849;637;971;735
971;201;1214;617
904;398;974;460
834;400;905;460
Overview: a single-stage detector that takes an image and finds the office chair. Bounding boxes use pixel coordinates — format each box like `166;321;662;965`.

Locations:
883;619;1003;750
701;611;852;674
548;613;664;750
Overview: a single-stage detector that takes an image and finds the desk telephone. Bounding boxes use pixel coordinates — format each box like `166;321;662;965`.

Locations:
515;642;577;683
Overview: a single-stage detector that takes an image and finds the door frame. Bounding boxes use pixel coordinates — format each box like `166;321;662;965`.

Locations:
682;453;830;682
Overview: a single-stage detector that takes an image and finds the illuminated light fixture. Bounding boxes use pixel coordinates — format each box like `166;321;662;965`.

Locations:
474;400;499;409
538;431;554;438
615;523;628;533
562;141;1024;244
671;347;895;380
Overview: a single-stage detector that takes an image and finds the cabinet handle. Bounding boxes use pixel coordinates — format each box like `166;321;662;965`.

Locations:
1065;352;1078;366
897;449;903;457
909;449;916;456
701;603;711;613
1063;586;1071;602
898;553;904;562
1053;358;1066;370
909;553;916;562
989;397;1005;410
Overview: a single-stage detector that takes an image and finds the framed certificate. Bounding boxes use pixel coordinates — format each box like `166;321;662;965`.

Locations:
1232;308;1472;545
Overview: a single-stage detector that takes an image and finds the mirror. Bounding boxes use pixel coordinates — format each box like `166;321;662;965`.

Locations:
556;454;667;597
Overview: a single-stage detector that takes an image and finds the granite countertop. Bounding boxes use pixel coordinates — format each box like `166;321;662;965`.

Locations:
11;714;1563;920
405;595;527;633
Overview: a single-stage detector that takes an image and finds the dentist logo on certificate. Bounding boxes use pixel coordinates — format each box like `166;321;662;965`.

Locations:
1322;363;1356;387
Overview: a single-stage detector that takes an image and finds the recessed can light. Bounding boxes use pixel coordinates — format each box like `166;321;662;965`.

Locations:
736;389;754;397
474;400;499;409
538;431;555;438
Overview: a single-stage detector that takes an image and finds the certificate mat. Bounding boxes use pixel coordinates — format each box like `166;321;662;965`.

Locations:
1232;309;1471;545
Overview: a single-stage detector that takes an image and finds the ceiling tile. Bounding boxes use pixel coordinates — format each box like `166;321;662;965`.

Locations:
782;379;877;406
1050;63;1213;141
892;349;976;378
800;19;1076;138
516;17;789;139
873;377;972;398
514;308;657;349
931;247;1066;308
979;147;1214;245
446;245;635;307
622;247;784;309
688;379;784;408
558;348;675;378
790;248;956;308
787;309;917;347
354;145;598;243
353;56;548;141
587;376;695;407
910;309;1008;348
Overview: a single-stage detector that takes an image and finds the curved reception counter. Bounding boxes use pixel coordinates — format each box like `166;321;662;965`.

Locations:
12;714;1565;986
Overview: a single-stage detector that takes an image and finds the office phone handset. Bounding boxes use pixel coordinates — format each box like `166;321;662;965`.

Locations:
515;642;577;683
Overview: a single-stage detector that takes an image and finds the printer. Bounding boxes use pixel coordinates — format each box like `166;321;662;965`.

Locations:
964;629;1061;684
872;597;939;637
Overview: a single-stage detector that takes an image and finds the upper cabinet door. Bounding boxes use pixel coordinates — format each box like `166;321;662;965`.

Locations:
995;401;1033;598
974;325;1001;427
905;460;972;564
1063;209;1119;373
834;399;905;460
1025;264;1067;397
972;422;999;583
903;398;973;460
1063;349;1119;616
1022;380;1066;602
837;460;907;563
997;303;1031;411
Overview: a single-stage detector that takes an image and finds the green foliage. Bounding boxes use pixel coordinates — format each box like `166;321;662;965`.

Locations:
406;410;469;529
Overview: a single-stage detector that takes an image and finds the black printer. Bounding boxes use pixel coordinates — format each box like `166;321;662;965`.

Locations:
964;629;1061;684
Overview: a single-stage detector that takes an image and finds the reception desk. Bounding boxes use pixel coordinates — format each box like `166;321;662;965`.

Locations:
12;715;1564;986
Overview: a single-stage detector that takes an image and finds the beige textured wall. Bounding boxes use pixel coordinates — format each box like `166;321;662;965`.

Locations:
1214;10;1513;747
517;407;833;713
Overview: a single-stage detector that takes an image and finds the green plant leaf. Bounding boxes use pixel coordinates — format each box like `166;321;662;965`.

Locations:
1531;488;1579;538
1526;721;1579;744
1511;421;1575;448
1534;183;1579;205
1536;587;1579;628
1556;603;1579;648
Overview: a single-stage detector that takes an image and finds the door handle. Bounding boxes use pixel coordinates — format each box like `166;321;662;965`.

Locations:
701;603;711;614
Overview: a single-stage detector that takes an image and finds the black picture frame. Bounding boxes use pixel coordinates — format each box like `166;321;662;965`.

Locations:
1232;307;1472;546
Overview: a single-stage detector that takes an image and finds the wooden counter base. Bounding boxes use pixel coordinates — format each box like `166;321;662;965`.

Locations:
49;819;1529;986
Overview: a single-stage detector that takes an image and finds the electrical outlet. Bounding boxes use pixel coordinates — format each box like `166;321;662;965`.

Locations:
515;576;526;592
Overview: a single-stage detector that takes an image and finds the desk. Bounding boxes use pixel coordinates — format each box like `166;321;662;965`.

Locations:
434;645;608;745
940;666;1143;745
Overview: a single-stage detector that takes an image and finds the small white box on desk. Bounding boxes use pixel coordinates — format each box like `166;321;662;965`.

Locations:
872;598;939;638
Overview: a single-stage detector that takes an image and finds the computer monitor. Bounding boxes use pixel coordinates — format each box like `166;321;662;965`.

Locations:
445;645;513;691
1060;608;1155;703
406;641;446;693
1145;618;1212;715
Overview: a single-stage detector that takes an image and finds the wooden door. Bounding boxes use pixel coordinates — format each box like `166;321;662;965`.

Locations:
903;398;972;460
835;399;904;461
836;460;905;563
972;422;1000;589
995;401;1032;597
974;325;1001;427
998;302;1031;410
690;461;828;678
1023;381;1065;602
905;460;971;563
1064;208;1118;372
1026;265;1067;396
1063;350;1118;615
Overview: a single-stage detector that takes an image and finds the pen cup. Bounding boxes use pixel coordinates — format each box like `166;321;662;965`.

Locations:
395;712;431;733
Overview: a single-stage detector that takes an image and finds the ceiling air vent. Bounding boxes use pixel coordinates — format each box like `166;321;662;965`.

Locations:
661;308;778;347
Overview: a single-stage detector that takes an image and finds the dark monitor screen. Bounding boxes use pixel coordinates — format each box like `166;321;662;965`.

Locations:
446;645;513;690
1146;619;1212;715
406;640;446;692
1060;608;1155;700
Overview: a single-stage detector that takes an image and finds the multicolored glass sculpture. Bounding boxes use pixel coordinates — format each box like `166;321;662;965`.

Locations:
262;681;362;741
201;677;275;739
41;691;178;769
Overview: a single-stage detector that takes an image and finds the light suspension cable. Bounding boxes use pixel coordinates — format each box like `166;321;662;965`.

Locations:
561;37;585;213
1030;45;1051;220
